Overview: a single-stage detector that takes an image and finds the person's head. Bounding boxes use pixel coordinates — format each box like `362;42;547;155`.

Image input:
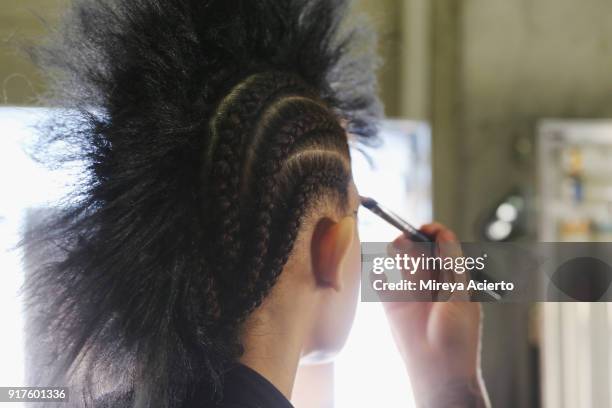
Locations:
26;0;380;406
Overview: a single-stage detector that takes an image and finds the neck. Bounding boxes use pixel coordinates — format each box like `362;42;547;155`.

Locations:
239;297;313;399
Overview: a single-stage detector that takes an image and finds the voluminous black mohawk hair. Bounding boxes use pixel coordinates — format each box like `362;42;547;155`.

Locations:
25;0;381;406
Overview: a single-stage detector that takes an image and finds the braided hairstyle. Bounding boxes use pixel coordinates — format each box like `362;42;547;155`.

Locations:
25;0;381;406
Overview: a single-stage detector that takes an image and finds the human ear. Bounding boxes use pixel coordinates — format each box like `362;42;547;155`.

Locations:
311;216;356;291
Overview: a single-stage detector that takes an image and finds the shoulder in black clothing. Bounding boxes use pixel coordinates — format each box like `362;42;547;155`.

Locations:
94;364;293;408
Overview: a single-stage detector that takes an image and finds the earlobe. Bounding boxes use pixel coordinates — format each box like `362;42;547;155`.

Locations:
312;216;356;291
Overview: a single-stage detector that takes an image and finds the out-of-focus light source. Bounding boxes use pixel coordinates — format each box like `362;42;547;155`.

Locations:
496;203;518;223
480;191;527;242
487;219;512;241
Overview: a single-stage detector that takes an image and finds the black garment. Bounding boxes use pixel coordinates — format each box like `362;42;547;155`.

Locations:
219;364;294;408
94;364;293;408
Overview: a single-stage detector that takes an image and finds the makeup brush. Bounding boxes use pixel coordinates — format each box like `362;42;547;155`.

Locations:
360;196;431;243
359;195;503;300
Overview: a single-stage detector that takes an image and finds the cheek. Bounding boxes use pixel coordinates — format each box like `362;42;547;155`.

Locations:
345;230;362;307
343;230;361;301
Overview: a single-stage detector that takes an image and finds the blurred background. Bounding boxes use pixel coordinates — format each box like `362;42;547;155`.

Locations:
3;0;612;407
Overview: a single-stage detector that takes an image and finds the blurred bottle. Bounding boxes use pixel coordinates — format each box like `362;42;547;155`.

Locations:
558;147;592;241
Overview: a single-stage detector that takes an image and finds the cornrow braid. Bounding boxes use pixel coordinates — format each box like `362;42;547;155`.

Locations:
207;75;351;327
206;73;318;306
250;164;349;312
236;98;349;318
